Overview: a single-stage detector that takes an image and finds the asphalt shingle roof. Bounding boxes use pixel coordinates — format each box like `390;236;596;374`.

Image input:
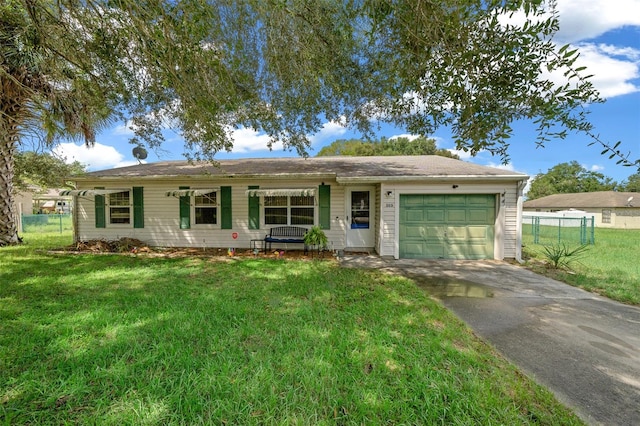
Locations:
523;191;639;209
80;155;528;181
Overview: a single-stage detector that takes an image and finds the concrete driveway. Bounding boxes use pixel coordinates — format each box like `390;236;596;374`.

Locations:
340;256;640;426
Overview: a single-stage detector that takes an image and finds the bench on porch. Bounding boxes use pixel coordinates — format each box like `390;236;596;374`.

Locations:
264;226;308;253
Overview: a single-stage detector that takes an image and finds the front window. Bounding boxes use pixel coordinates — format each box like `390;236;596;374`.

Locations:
195;192;217;225
109;191;130;224
265;195;314;225
602;209;611;224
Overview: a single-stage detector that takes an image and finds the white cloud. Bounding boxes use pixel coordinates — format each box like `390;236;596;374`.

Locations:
309;119;348;145
449;149;473;160
224;119;348;154
112;121;135;136
598;44;640;61
227;127;281;153
565;43;639;98
389;133;420;141
553;1;640;99
52;142;137;170
555;0;640;43
486;162;515;172
501;1;640;99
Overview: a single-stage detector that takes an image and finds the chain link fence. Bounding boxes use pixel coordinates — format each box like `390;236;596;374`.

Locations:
21;214;73;234
522;214;595;245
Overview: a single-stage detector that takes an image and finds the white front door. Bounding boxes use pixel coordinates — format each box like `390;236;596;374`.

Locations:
346;187;375;248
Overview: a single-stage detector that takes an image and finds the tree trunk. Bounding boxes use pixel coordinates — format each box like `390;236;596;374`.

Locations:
0;113;21;246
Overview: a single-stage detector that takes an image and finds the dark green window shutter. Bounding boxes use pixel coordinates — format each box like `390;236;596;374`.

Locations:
179;186;190;229
221;186;232;229
319;184;331;230
94;187;105;228
248;185;260;230
133;187;144;228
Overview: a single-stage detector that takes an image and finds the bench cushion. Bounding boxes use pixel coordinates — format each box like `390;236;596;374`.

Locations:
264;237;304;243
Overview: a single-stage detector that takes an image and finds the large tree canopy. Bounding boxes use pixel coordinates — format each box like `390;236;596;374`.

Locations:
2;0;638;245
526;161;618;200
316;136;459;158
14;151;85;192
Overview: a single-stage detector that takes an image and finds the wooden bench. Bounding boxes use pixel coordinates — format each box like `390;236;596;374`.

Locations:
264;226;308;253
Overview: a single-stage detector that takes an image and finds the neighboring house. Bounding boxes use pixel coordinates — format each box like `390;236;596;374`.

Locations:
34;188;72;214
523;191;640;229
13;189;34;233
61;156;529;260
13;189;33;215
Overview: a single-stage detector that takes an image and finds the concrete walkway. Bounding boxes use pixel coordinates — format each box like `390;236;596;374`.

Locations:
340;256;640;426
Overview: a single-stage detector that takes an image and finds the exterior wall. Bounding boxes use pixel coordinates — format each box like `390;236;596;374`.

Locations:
378;185;396;257
73;176;525;258
612;208;640;229
374;185;381;255
327;184;346;250
379;181;523;260
502;185;521;259
74;179;347;250
13;190;34;233
523;207;640;229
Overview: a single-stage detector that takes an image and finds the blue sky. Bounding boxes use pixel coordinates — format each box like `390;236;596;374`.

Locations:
54;0;640;189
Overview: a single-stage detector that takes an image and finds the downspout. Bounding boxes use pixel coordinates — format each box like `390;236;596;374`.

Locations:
68;180;79;244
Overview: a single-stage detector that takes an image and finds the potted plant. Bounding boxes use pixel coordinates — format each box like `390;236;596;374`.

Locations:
304;225;328;256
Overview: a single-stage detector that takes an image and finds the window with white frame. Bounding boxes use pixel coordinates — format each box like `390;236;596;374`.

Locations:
108;191;130;224
264;195;314;225
602;209;611;224
194;192;217;225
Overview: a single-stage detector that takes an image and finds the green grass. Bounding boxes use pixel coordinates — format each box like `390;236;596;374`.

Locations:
523;228;640;305
1;234;583;425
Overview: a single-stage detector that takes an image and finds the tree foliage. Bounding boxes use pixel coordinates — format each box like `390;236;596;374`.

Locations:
14;151;85;192
5;0;636;161
527;161;618;200
2;0;639;245
316;136;459;158
619;173;640;192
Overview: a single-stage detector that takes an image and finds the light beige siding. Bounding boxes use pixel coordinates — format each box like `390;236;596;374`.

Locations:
74;179;347;250
379;184;396;257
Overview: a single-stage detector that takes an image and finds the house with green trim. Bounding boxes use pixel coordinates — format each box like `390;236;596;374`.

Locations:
61;155;529;260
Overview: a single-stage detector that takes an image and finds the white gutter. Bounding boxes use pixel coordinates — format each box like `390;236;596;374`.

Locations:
336;174;529;184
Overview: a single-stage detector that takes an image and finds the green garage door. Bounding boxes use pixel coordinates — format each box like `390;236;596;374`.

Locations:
399;194;495;259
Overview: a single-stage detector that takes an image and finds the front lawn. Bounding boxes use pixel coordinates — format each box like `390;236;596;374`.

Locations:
0;234;582;424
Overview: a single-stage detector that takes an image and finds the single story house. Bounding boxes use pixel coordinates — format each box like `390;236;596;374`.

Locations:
523;191;640;229
61;155;529;260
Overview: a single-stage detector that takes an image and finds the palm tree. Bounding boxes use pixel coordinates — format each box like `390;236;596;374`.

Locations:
0;1;110;245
